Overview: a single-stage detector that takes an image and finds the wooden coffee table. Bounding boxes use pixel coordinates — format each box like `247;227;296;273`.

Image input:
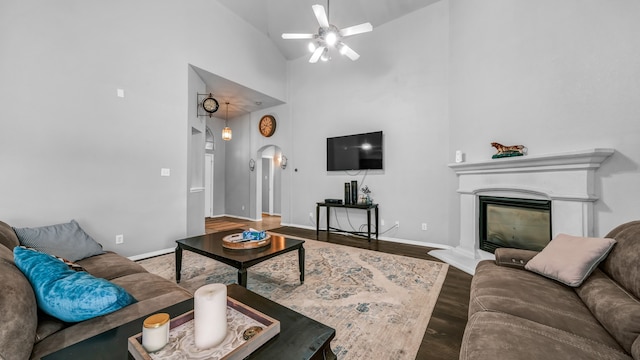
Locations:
44;284;336;360
175;229;305;287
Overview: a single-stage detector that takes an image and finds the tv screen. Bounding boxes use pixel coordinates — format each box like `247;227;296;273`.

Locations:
327;131;383;171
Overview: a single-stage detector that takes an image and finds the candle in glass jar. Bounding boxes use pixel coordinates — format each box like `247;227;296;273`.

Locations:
142;313;170;352
194;283;228;349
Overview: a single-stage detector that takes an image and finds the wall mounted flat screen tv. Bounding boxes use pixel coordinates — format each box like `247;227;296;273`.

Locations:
327;131;383;171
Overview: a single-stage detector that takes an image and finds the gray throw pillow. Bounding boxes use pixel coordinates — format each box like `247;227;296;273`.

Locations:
13;220;104;262
525;233;616;287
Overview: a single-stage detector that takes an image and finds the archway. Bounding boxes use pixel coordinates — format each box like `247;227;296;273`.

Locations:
254;144;283;221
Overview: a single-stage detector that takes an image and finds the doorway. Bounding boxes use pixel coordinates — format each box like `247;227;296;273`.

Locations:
204;126;215;218
255;145;282;221
262;157;274;215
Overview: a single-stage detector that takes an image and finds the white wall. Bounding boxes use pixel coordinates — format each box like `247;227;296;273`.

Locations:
205;118;227;218
449;0;640;237
4;0;637;256
186;66;207;236
0;0;286;256
224;113;253;219
285;2;451;245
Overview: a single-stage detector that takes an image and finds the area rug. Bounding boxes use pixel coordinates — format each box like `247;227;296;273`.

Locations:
137;233;449;360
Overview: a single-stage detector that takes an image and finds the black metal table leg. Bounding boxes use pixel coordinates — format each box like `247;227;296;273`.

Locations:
316;204;320;238
375;206;379;239
298;245;305;284
367;208;372;241
175;245;183;283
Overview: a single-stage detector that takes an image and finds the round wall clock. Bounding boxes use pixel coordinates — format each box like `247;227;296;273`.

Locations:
202;96;219;114
259;115;276;137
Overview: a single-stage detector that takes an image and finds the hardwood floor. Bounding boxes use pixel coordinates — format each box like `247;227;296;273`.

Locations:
205;216;472;360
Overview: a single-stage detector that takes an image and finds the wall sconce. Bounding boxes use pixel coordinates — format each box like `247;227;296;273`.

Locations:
280;155;288;170
249;159;256;171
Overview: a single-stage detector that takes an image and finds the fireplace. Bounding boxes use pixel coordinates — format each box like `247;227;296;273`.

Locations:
428;148;614;275
479;196;551;253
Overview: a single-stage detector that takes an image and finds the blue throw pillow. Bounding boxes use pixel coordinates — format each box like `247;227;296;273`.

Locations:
13;246;136;322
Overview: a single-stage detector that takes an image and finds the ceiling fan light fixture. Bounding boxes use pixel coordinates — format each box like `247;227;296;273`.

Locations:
283;1;373;63
325;31;338;47
320;48;330;62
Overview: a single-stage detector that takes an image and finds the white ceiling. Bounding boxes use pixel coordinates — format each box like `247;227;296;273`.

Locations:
218;0;441;60
201;0;440;119
193;66;284;120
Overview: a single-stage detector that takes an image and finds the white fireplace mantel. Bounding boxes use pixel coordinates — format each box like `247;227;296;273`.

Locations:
430;148;615;274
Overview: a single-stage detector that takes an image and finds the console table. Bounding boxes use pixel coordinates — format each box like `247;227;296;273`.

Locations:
316;202;378;240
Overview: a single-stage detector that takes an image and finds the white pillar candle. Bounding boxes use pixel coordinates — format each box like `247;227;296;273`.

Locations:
194;283;228;349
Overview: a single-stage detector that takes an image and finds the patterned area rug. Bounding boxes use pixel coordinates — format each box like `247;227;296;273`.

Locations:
137;233;448;360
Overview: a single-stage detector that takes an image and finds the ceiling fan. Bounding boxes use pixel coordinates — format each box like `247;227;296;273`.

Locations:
281;1;373;63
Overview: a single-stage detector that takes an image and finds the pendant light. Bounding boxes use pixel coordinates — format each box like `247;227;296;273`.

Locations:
221;102;232;141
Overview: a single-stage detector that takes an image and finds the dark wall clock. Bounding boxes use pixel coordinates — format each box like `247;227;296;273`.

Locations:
202;95;219;114
259;115;276;137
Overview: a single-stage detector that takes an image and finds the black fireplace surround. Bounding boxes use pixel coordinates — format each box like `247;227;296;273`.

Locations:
479;196;552;253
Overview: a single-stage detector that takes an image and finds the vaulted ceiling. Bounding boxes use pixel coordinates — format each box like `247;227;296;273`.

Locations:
203;1;441;119
218;0;441;60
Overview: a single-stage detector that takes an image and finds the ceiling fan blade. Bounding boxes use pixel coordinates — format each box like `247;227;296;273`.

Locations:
312;4;329;28
309;46;325;63
339;22;373;37
282;33;315;40
339;43;360;61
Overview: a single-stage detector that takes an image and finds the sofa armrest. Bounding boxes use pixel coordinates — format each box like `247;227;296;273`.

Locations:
494;248;539;269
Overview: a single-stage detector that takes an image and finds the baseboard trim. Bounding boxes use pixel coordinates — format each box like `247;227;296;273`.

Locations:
280;222;452;250
128;247;174;261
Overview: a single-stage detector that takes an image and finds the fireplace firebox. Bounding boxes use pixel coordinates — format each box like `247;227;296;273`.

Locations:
479;196;552;253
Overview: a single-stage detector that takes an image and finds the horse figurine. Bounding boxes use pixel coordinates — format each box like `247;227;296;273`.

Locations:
491;142;527;158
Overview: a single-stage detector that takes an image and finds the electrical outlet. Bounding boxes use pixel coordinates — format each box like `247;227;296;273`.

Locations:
309;212;313;217
395;221;400;228
381;219;385;226
242;205;245;211
115;234;124;244
422;223;428;231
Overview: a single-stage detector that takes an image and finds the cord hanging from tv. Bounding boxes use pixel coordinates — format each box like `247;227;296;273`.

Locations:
327;131;383;171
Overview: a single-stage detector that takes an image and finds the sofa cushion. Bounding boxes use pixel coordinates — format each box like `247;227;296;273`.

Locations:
575;268;640;355
601;220;640;300
525;233;616;287
35;312;66;343
0;256;38;360
110;272;193;301
0;220;19;251
14;246;136;322
31;292;193;359
13;219;105;261
77;251;148;280
461;312;632;360
471;260;623;351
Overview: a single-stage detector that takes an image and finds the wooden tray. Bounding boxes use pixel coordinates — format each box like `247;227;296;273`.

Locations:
128;297;280;360
221;233;271;250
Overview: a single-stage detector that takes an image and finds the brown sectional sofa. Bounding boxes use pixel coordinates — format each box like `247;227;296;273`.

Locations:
461;220;640;360
0;220;192;360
